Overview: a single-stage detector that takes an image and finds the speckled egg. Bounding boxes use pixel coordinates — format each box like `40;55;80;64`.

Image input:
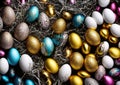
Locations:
41;37;54;56
14;22;29;41
0;32;13;49
24;79;35;85
110;24;120;37
2;6;15;26
72;14;85;27
7;48;20;66
85;78;99;85
0;17;3;31
26;6;39;22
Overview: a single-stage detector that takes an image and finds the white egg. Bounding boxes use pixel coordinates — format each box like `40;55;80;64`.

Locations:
85;78;99;85
110;24;120;37
102;55;114;69
118;42;120;48
102;8;115;24
0;58;9;74
100;41;109;54
58;64;72;82
92;11;103;25
116;81;120;85
19;54;34;72
85;16;97;29
98;0;110;7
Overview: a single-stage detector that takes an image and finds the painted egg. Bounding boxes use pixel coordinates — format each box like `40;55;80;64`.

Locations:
52;18;66;34
7;48;20;66
70;75;83;85
6;83;14;85
109;68;120;77
116;81;120;85
0;50;5;57
0;58;9;74
92;11;103;25
84;78;99;85
98;0;110;7
24;79;35;85
1;75;9;83
58;64;72;82
19;54;33;72
102;8;115;23
103;75;114;85
77;71;91;78
110;24;120;37
41;37;54;56
27;35;41;54
62;11;72;20
81;42;91;55
0;17;3;31
69;32;82;49
109;47;120;59
0;32;13;49
95;65;106;81
38;12;50;29
85;16;97;29
72;14;85;27
102;55;114;69
70;52;84;70
26;6;39;22
2;6;15;26
45;58;59;74
14;22;29;41
85;29;101;46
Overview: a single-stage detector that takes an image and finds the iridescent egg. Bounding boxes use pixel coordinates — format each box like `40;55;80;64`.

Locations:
26;6;39;22
24;79;35;85
103;75;114;85
72;14;85;27
109;68;120;77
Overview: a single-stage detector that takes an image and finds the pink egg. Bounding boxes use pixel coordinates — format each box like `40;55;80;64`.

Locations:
4;0;11;5
0;50;5;57
115;58;120;65
96;6;101;12
70;0;76;4
117;7;120;16
20;0;26;5
103;75;114;85
110;2;117;12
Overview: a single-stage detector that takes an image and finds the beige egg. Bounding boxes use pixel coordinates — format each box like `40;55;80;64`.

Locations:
70;75;83;85
109;47;120;59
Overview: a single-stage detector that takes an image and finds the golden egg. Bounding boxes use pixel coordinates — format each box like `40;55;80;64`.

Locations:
81;42;91;54
109;47;120;59
42;70;50;78
52;18;66;34
62;11;72;20
108;35;118;44
47;78;52;85
46;4;55;17
45;58;59;74
70;75;83;85
70;52;84;70
69;32;82;49
85;54;98;72
77;70;91;78
26;36;41;54
85;29;101;46
86;54;96;59
65;47;72;58
96;44;104;56
102;23;112;29
40;0;47;3
100;28;109;39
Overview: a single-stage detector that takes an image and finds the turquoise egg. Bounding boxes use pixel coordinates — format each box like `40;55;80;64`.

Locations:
6;82;14;85
26;6;39;22
109;68;120;77
72;14;85;27
9;69;15;78
24;79;35;85
14;76;22;85
7;48;20;66
52;34;63;46
41;37;54;56
1;75;9;83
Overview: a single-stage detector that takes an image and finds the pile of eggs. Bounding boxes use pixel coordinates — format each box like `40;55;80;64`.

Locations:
1;0;120;85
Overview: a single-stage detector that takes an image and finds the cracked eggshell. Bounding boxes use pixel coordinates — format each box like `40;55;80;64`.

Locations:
110;24;120;37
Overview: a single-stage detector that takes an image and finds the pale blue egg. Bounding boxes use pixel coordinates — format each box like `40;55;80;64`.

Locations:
6;82;14;85
41;37;54;56
52;34;63;46
24;79;35;85
72;14;85;27
1;75;9;83
26;6;40;22
7;48;20;66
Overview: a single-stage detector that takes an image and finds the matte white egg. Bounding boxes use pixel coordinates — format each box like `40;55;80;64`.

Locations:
92;11;103;25
102;55;114;69
102;8;115;24
0;58;9;74
110;24;120;37
98;0;110;7
19;54;34;72
58;64;72;82
85;16;97;29
116;81;120;85
85;78;99;85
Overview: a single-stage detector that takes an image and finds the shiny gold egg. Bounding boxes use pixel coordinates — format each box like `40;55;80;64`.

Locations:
77;70;91;78
62;11;72;20
46;4;55;17
47;78;52;85
42;70;50;78
69;32;82;49
109;47;120;59
100;28;109;39
70;52;84;70
26;35;41;54
52;18;66;34
45;58;59;74
96;44;104;56
40;0;47;3
85;54;98;72
86;54;96;59
81;42;91;54
65;47;72;58
102;23;112;29
70;75;83;85
85;29;101;46
108;35;118;44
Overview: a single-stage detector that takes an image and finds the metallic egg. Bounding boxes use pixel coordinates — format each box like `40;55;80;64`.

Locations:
77;71;91;78
108;35;118;44
81;42;91;54
100;28;109;39
65;47;72;58
46;4;55;17
70;75;83;85
62;11;72;20
103;75;114;85
109;47;120;59
102;23;112;29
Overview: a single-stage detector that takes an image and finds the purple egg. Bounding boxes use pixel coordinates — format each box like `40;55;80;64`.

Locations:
110;2;117;12
70;0;76;4
103;75;114;85
20;0;26;5
96;6;101;12
0;50;5;57
4;0;11;5
117;7;120;16
115;58;120;65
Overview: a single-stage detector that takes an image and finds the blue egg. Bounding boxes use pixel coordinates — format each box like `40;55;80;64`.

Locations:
24;79;35;85
26;6;39;22
52;34;63;46
6;82;14;85
9;69;15;78
72;14;85;27
7;48;20;66
14;76;22;85
109;68;120;77
41;37;54;56
1;75;9;83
